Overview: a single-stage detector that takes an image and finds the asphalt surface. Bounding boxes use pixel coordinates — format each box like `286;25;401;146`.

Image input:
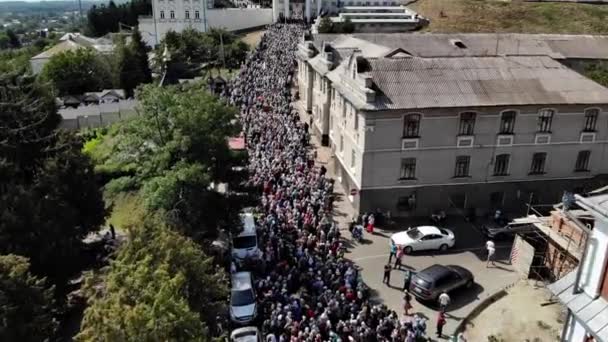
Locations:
302;105;520;340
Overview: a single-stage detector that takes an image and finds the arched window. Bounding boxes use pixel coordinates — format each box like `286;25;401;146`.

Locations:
160;10;165;19
459;112;476;135
185;10;190;19
537;109;554;133
584;108;599;132
170;10;175;19
403;114;421;137
499;110;516;134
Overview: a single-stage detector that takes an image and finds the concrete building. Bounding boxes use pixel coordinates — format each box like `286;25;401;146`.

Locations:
138;0;273;47
311;6;426;33
296;33;608;217
548;190;608;342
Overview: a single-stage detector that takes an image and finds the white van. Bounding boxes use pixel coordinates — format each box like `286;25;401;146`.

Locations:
231;212;261;261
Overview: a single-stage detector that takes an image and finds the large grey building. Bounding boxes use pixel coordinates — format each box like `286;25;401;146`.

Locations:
296;33;608;217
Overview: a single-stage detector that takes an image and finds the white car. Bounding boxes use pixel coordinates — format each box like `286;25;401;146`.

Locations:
230;326;262;342
390;226;455;254
230;271;257;324
232;212;262;261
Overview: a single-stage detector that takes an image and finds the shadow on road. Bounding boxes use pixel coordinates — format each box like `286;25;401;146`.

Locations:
414;282;485;313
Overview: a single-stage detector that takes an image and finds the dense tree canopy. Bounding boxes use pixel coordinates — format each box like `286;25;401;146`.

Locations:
160;28;248;80
0;74;106;285
76;218;227;341
86;0;152;37
40;48;113;96
88;83;241;239
0;254;56;341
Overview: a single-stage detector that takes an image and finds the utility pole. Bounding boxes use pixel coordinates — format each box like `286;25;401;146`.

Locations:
78;0;83;21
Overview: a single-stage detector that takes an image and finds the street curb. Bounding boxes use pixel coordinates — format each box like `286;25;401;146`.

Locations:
453;283;515;334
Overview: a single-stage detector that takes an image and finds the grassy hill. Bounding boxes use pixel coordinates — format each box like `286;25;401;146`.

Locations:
410;0;608;34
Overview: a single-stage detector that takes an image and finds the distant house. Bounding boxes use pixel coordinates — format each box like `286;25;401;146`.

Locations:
56;89;138;130
30;33;116;74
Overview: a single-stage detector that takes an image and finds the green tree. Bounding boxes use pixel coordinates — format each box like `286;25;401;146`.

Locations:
6;29;21;48
40;48;112;96
340;18;355;33
76;218;227;341
0;33;9;50
318;16;334;33
0;74;106;284
117;30;152;98
92;84;240;239
0;254;57;341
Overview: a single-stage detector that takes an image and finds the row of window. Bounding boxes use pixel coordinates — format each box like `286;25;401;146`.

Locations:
339;1;398;6
402;109;600;138
399;150;592;180
159;10;201;19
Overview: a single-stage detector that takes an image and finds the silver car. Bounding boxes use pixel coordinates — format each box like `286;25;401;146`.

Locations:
230;271;257;324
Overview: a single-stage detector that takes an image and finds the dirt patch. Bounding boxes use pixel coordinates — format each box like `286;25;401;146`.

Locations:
409;0;608;34
241;30;265;49
463;281;564;341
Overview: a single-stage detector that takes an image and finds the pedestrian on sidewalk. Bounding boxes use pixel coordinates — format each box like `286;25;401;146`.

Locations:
403;289;413;316
438;291;450;313
394;245;403;269
366;213;375;234
403;269;413;291
388;242;397;263
383;263;392;285
436;311;446;338
486;239;496;267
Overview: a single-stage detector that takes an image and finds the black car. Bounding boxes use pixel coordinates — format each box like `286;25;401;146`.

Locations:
409;264;474;301
481;221;535;240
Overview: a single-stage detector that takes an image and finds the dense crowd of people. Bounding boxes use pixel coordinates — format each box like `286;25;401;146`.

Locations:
223;23;445;342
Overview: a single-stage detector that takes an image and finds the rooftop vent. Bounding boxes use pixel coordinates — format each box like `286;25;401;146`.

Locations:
451;39;467;49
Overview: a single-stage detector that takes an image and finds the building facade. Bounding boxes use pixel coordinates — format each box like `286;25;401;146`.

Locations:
138;0;273;47
297;33;608;217
549;191;608;342
311;6;426;33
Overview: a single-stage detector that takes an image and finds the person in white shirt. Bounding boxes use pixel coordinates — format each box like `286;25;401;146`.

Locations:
438;291;450;312
486;240;496;267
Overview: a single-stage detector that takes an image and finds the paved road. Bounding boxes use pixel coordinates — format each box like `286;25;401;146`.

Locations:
300;103;519;339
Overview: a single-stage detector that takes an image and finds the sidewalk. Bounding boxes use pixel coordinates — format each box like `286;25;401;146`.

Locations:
295;100;357;231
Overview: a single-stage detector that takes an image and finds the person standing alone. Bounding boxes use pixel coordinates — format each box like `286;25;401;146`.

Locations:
436;311;446;337
438;291;450;313
486;239;496;267
383;263;392;285
394;245;403;269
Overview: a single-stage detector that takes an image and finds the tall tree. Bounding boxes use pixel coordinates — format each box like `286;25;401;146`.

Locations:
40;48;112;96
6;29;21;49
0;254;57;341
76;218;227;341
117;30;152;98
0;75;106;285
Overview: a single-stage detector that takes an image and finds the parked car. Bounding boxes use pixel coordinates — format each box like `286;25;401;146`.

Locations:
231;212;262;261
390;226;456;254
409;264;474;302
230;271;257;324
230;326;262;342
481;221;535;240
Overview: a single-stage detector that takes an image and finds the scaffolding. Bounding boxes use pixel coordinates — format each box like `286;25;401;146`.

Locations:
514;204;592;285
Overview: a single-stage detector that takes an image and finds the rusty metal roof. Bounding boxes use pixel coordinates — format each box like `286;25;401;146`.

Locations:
366;56;608;109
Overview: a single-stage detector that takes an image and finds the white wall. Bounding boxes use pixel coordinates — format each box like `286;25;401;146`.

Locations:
579;218;608;298
139;8;272;47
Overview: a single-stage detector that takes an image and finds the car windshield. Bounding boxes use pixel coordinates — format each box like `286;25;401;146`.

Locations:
231;289;255;306
233;236;256;249
407;228;422;240
414;277;432;289
439;228;449;236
